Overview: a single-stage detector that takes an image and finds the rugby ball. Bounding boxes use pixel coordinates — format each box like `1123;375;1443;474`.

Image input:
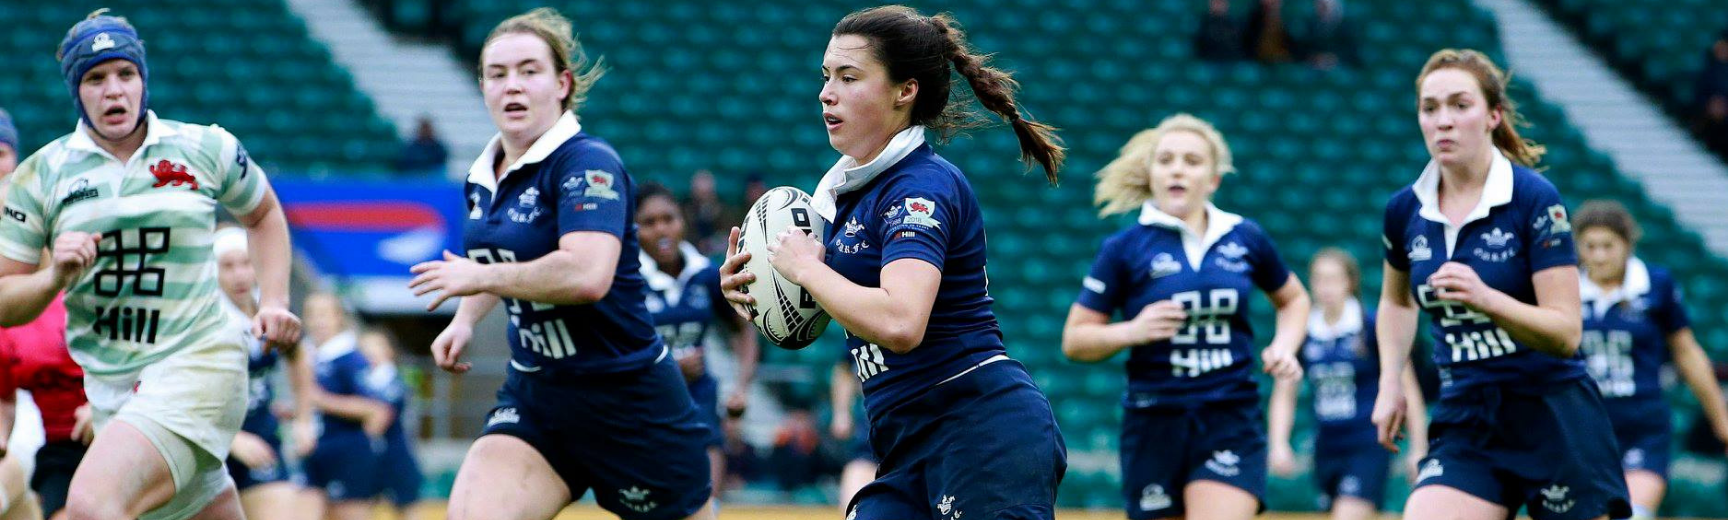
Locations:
738;186;831;349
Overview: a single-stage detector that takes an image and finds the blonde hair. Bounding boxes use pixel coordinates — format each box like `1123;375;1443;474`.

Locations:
1416;49;1545;167
1093;113;1234;217
481;7;606;113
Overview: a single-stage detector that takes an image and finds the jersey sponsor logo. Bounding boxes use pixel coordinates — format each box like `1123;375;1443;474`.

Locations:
1416;459;1444;481
235;144;252;178
1172;288;1237;346
1582;329;1636;397
1312;361;1358;421
936;495;961;520
1150;252;1182;278
92;33;116;52
1138;484;1172;511
2;206;24;223
1408;235;1432;262
900;197;941;229
583;170;620;200
94;227;170;297
619;486;658;513
850;343;888;383
1204;450;1241;477
61;178;100;206
1416;285;1519;362
507;187;544;223
1544;205;1571;234
1540;485;1574;513
93;306;162;344
486;407;519;426
149;160;199;190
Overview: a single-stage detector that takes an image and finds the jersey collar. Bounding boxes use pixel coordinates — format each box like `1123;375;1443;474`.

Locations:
1138;201;1244;271
1412;148;1515;257
467;111;582;194
1580;256;1651;319
811;125;926;222
65;110;177;164
314;330;358;363
1307;298;1364;341
638;241;711;306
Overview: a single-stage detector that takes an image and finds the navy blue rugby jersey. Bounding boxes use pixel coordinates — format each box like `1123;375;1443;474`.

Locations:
1580;257;1690;411
462;113;662;375
314;331;372;438
825;143;1006;417
1382;150;1585;400
1076;203;1292;409
640;241;730;366
1300;300;1380;452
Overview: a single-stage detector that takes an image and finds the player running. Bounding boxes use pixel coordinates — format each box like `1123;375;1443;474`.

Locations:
1372;49;1628;520
720;6;1070;518
1062;113;1310;520
0;10;300;520
357;328;427;520
1572;200;1728;520
301;293;392;520
411;7;716;520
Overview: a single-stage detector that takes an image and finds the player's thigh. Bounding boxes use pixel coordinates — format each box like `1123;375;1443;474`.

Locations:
0;456;30;510
1403;485;1508;520
65;420;176;519
0;490;41;520
184;484;242;520
1182;480;1256;520
447;435;570;520
237;482;299;520
705;447;723;499
325;502;373;520
1622;470;1665;511
838;460;877;513
1330;496;1378;520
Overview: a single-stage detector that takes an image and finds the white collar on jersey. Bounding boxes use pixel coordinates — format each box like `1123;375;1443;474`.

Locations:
638;240;711;306
65;110;177;162
811;125;927;222
467;111;583;194
314;329;359;363
1138;201;1245;271
1411;148;1515;257
1580;256;1651;319
1307;298;1364;341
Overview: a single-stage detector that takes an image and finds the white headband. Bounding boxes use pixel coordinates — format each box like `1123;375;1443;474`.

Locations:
213;227;248;257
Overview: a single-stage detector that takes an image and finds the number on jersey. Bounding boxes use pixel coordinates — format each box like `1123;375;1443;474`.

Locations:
1582;330;1636;397
1417;284;1518;362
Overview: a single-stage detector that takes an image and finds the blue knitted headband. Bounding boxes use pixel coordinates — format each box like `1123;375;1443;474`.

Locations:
0;109;17;153
58;16;149;129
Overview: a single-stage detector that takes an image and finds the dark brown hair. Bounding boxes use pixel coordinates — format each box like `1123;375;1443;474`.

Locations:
1310;247;1361;297
482;7;606;113
833;5;1064;184
1416;49;1545;167
1573;199;1641;245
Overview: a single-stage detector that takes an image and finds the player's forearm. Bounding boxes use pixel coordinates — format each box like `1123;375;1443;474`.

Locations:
1672;330;1728;440
1400;366;1429;451
316;392;390;422
831;363;855;424
288;348;317;421
485;251;609;305
244;205;293;310
0;398;15;448
732;329;759;389
451;293;501;328
0;269;63;327
1375;302;1420;387
1480;291;1580;358
798;265;926;354
1060;322;1136;363
1266;287;1310;359
1267;379;1299;449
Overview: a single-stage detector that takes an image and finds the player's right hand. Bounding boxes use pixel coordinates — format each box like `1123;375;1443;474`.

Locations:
431;323;473;374
50;232;101;288
1128;300;1187;344
230;431;278;470
719;226;757;321
1371;378;1407;453
72;403;95;445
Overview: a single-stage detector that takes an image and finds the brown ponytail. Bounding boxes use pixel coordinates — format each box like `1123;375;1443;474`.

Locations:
1416;49;1545;167
835;6;1065;184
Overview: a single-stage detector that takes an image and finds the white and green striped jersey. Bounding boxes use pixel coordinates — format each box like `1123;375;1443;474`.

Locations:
0;112;269;375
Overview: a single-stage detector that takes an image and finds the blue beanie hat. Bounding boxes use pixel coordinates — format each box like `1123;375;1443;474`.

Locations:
58;14;149;129
0;109;17;153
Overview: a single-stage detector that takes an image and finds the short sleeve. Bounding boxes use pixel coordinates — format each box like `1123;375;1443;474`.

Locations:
1654;275;1692;334
1075;236;1126;315
1382;197;1409;272
1247;225;1292;292
1525;184;1577;272
879;184;954;271
211;126;269;216
554;150;629;238
0;158;49;264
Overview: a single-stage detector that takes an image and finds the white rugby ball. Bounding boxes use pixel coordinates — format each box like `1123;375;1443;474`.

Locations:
738;186;831;350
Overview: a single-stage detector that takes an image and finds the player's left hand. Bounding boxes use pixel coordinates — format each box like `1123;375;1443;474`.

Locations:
768;225;824;286
252;305;302;354
724;388;748;418
410;250;490;311
1428;262;1493;309
1261;347;1302;380
292;416;318;458
72;404;95;445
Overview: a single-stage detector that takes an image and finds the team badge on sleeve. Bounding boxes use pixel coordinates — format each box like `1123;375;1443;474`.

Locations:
901;197;941;229
583;170;619;200
1544;204;1571;233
